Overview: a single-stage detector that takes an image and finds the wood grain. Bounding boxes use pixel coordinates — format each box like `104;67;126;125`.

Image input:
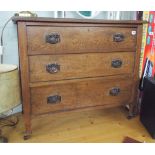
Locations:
27;26;137;55
31;77;132;115
29;74;132;88
12;16;146;24
128;24;143;116
29;52;135;82
17;22;31;134
14;18;144;138
3;107;155;143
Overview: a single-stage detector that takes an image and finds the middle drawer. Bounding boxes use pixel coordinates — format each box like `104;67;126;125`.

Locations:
29;52;135;82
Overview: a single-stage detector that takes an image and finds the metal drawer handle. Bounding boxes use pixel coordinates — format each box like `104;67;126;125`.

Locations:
47;95;61;104
111;59;122;68
46;63;60;74
113;33;124;42
46;33;60;44
109;87;120;96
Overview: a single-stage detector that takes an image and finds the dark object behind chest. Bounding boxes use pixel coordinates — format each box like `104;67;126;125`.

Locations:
140;77;155;139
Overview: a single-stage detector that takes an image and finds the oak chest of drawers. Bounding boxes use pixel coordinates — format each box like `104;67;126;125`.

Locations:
13;17;143;139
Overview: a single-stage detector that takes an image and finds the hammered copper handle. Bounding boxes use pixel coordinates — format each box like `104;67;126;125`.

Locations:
111;59;122;68
46;63;60;74
113;33;124;42
109;87;120;96
47;95;61;104
46;33;60;44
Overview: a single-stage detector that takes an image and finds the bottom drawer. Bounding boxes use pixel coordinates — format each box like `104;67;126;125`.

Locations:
31;77;133;115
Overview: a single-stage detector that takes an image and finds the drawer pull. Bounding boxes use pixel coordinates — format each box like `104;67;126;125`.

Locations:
47;95;61;104
46;33;60;44
113;33;124;42
109;88;120;96
111;59;122;68
46;63;60;74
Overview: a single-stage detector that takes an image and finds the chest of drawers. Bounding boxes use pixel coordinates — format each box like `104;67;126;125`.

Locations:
13;17;143;139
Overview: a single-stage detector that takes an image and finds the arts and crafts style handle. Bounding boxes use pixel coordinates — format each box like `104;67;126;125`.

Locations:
46;63;60;74
111;59;122;68
113;33;124;42
47;95;61;104
46;33;60;44
109;87;120;96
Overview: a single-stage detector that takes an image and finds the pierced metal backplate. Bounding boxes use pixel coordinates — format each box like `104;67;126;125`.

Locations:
113;33;124;42
111;59;122;68
47;95;61;104
46;33;60;44
46;63;60;74
109;87;120;96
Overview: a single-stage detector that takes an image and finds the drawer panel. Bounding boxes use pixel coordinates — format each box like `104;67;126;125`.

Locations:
31;77;133;115
29;52;135;82
27;26;137;55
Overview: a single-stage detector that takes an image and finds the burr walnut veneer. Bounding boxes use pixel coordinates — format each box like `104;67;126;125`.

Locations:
13;17;143;139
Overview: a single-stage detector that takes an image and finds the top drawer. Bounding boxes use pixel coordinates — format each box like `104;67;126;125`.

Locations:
27;26;137;55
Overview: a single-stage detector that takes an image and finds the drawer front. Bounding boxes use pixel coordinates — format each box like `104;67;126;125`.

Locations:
29;52;135;82
31;77;133;115
27;26;137;55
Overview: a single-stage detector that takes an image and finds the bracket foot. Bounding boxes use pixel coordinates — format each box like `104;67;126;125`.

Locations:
23;131;32;140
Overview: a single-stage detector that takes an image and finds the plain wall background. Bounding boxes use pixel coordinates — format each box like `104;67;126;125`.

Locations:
0;11;54;65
